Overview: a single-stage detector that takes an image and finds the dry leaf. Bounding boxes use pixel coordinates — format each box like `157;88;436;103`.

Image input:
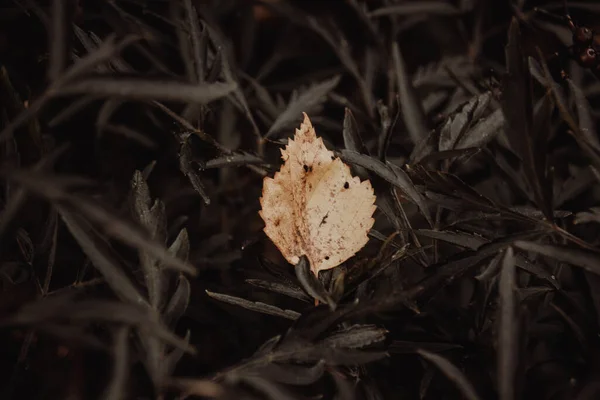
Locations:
259;113;377;275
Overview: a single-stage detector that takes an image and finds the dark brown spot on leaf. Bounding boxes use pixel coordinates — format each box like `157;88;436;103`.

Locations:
320;213;328;227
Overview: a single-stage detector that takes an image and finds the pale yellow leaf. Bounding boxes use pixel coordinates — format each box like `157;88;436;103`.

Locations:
259;113;377;275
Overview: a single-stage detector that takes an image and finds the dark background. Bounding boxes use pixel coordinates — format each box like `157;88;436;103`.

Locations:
1;0;600;399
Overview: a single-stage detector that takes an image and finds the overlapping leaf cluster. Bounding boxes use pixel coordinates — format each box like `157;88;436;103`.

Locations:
1;0;600;399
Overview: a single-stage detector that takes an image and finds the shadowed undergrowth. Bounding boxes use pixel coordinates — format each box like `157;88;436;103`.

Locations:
1;0;600;399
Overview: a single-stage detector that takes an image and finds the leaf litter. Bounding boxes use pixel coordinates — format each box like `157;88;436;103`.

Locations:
260;113;377;276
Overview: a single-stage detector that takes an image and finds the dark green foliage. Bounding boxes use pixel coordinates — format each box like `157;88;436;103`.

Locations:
1;0;600;399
